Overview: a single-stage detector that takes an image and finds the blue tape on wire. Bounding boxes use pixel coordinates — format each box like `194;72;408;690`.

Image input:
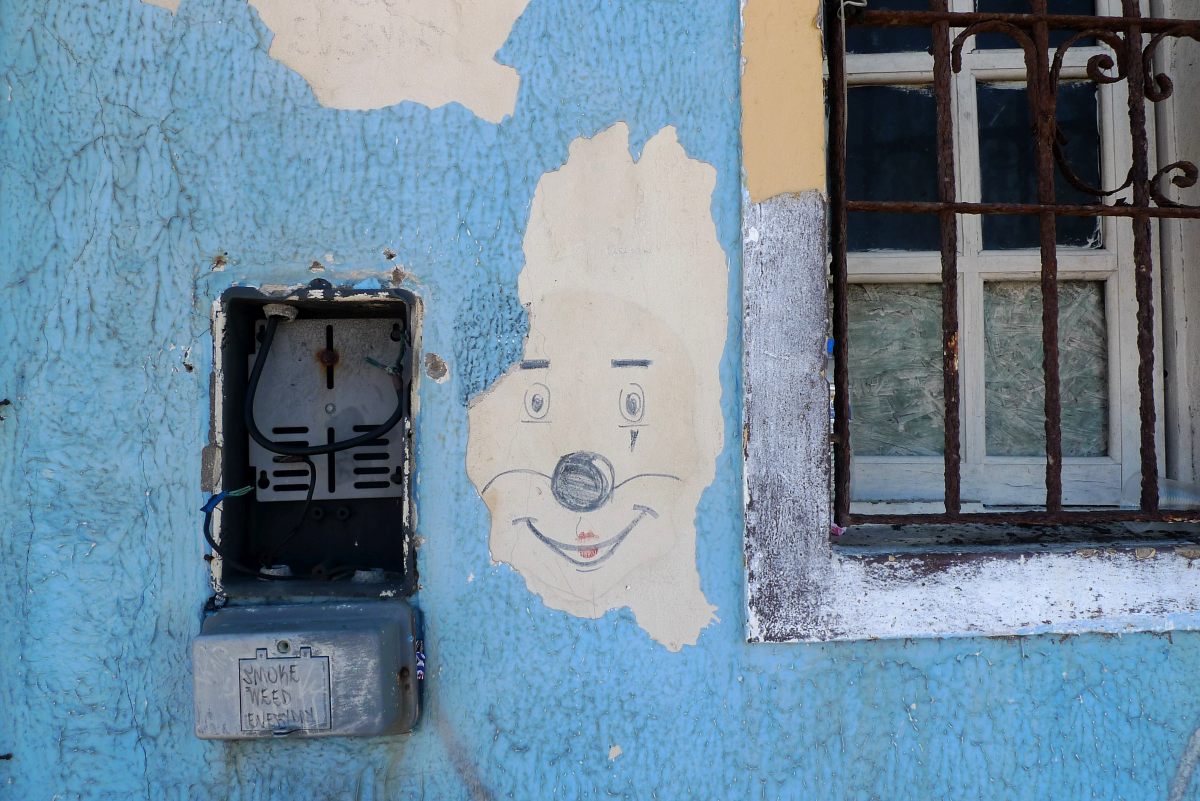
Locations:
201;492;227;514
201;485;253;514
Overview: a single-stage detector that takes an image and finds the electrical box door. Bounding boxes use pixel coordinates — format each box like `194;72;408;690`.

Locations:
193;601;421;739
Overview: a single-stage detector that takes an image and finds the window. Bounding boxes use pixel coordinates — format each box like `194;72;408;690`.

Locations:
740;0;1200;642
827;0;1200;524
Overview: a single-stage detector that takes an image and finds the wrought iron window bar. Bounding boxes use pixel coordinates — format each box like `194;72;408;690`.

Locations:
826;0;1200;527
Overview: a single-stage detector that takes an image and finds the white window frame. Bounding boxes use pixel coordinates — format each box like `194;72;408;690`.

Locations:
741;0;1200;643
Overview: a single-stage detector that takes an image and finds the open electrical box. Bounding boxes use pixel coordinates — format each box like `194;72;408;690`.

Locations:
193;281;422;739
207;282;417;596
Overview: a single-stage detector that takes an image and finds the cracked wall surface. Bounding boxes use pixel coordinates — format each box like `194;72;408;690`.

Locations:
2;0;1200;799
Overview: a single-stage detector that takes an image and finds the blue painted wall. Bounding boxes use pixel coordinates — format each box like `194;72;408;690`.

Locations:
1;1;1199;798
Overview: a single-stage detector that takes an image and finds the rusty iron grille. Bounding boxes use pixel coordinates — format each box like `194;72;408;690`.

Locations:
827;0;1200;527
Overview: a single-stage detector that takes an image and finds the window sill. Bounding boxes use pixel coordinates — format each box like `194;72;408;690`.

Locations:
834;521;1200;553
812;533;1200;641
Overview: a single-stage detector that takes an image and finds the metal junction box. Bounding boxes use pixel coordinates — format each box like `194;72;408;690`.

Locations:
208;285;417;594
192;601;420;739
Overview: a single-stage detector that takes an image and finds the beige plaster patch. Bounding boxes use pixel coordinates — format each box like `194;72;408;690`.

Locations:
467;123;727;651
741;0;825;200
142;0;179;11
247;0;530;123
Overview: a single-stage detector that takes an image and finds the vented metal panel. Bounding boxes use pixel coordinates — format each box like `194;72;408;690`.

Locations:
248;318;407;502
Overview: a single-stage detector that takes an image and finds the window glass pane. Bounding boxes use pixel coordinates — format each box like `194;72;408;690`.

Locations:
978;81;1102;250
848;283;945;456
973;1;1097;50
847;85;941;251
984;280;1108;457
846;0;932;55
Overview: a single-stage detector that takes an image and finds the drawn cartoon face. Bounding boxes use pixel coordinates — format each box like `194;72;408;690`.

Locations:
466;122;726;650
468;292;711;608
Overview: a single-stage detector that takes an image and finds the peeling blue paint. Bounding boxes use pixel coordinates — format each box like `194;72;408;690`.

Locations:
2;1;1200;799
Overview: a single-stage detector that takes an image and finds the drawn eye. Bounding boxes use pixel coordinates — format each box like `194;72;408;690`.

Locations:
619;383;645;423
524;383;550;419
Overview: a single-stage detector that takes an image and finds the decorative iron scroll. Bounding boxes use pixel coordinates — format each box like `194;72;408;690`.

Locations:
828;0;1200;527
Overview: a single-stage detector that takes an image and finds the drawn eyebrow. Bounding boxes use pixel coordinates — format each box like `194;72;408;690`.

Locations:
519;359;550;370
611;359;651;368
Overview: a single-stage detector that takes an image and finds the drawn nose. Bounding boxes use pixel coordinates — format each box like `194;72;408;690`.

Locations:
551;451;615;512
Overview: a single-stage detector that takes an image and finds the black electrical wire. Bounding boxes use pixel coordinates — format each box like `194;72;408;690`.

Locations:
262;456;317;565
203;499;305;581
245;313;408;457
202;487;362;583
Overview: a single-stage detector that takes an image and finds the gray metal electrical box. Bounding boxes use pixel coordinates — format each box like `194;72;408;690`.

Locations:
192;601;420;739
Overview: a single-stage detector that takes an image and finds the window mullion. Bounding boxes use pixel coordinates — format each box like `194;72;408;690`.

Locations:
960;268;987;495
955;71;983;248
953;64;987;485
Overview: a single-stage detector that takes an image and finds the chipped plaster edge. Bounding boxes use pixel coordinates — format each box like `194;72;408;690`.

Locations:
741;191;1200;643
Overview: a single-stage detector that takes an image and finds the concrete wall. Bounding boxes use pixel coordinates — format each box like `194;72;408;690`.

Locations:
2;1;1200;799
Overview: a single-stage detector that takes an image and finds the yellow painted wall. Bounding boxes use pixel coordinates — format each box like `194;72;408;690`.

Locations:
741;0;826;201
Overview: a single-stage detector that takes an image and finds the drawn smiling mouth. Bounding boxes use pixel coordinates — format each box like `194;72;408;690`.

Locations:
512;505;658;571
